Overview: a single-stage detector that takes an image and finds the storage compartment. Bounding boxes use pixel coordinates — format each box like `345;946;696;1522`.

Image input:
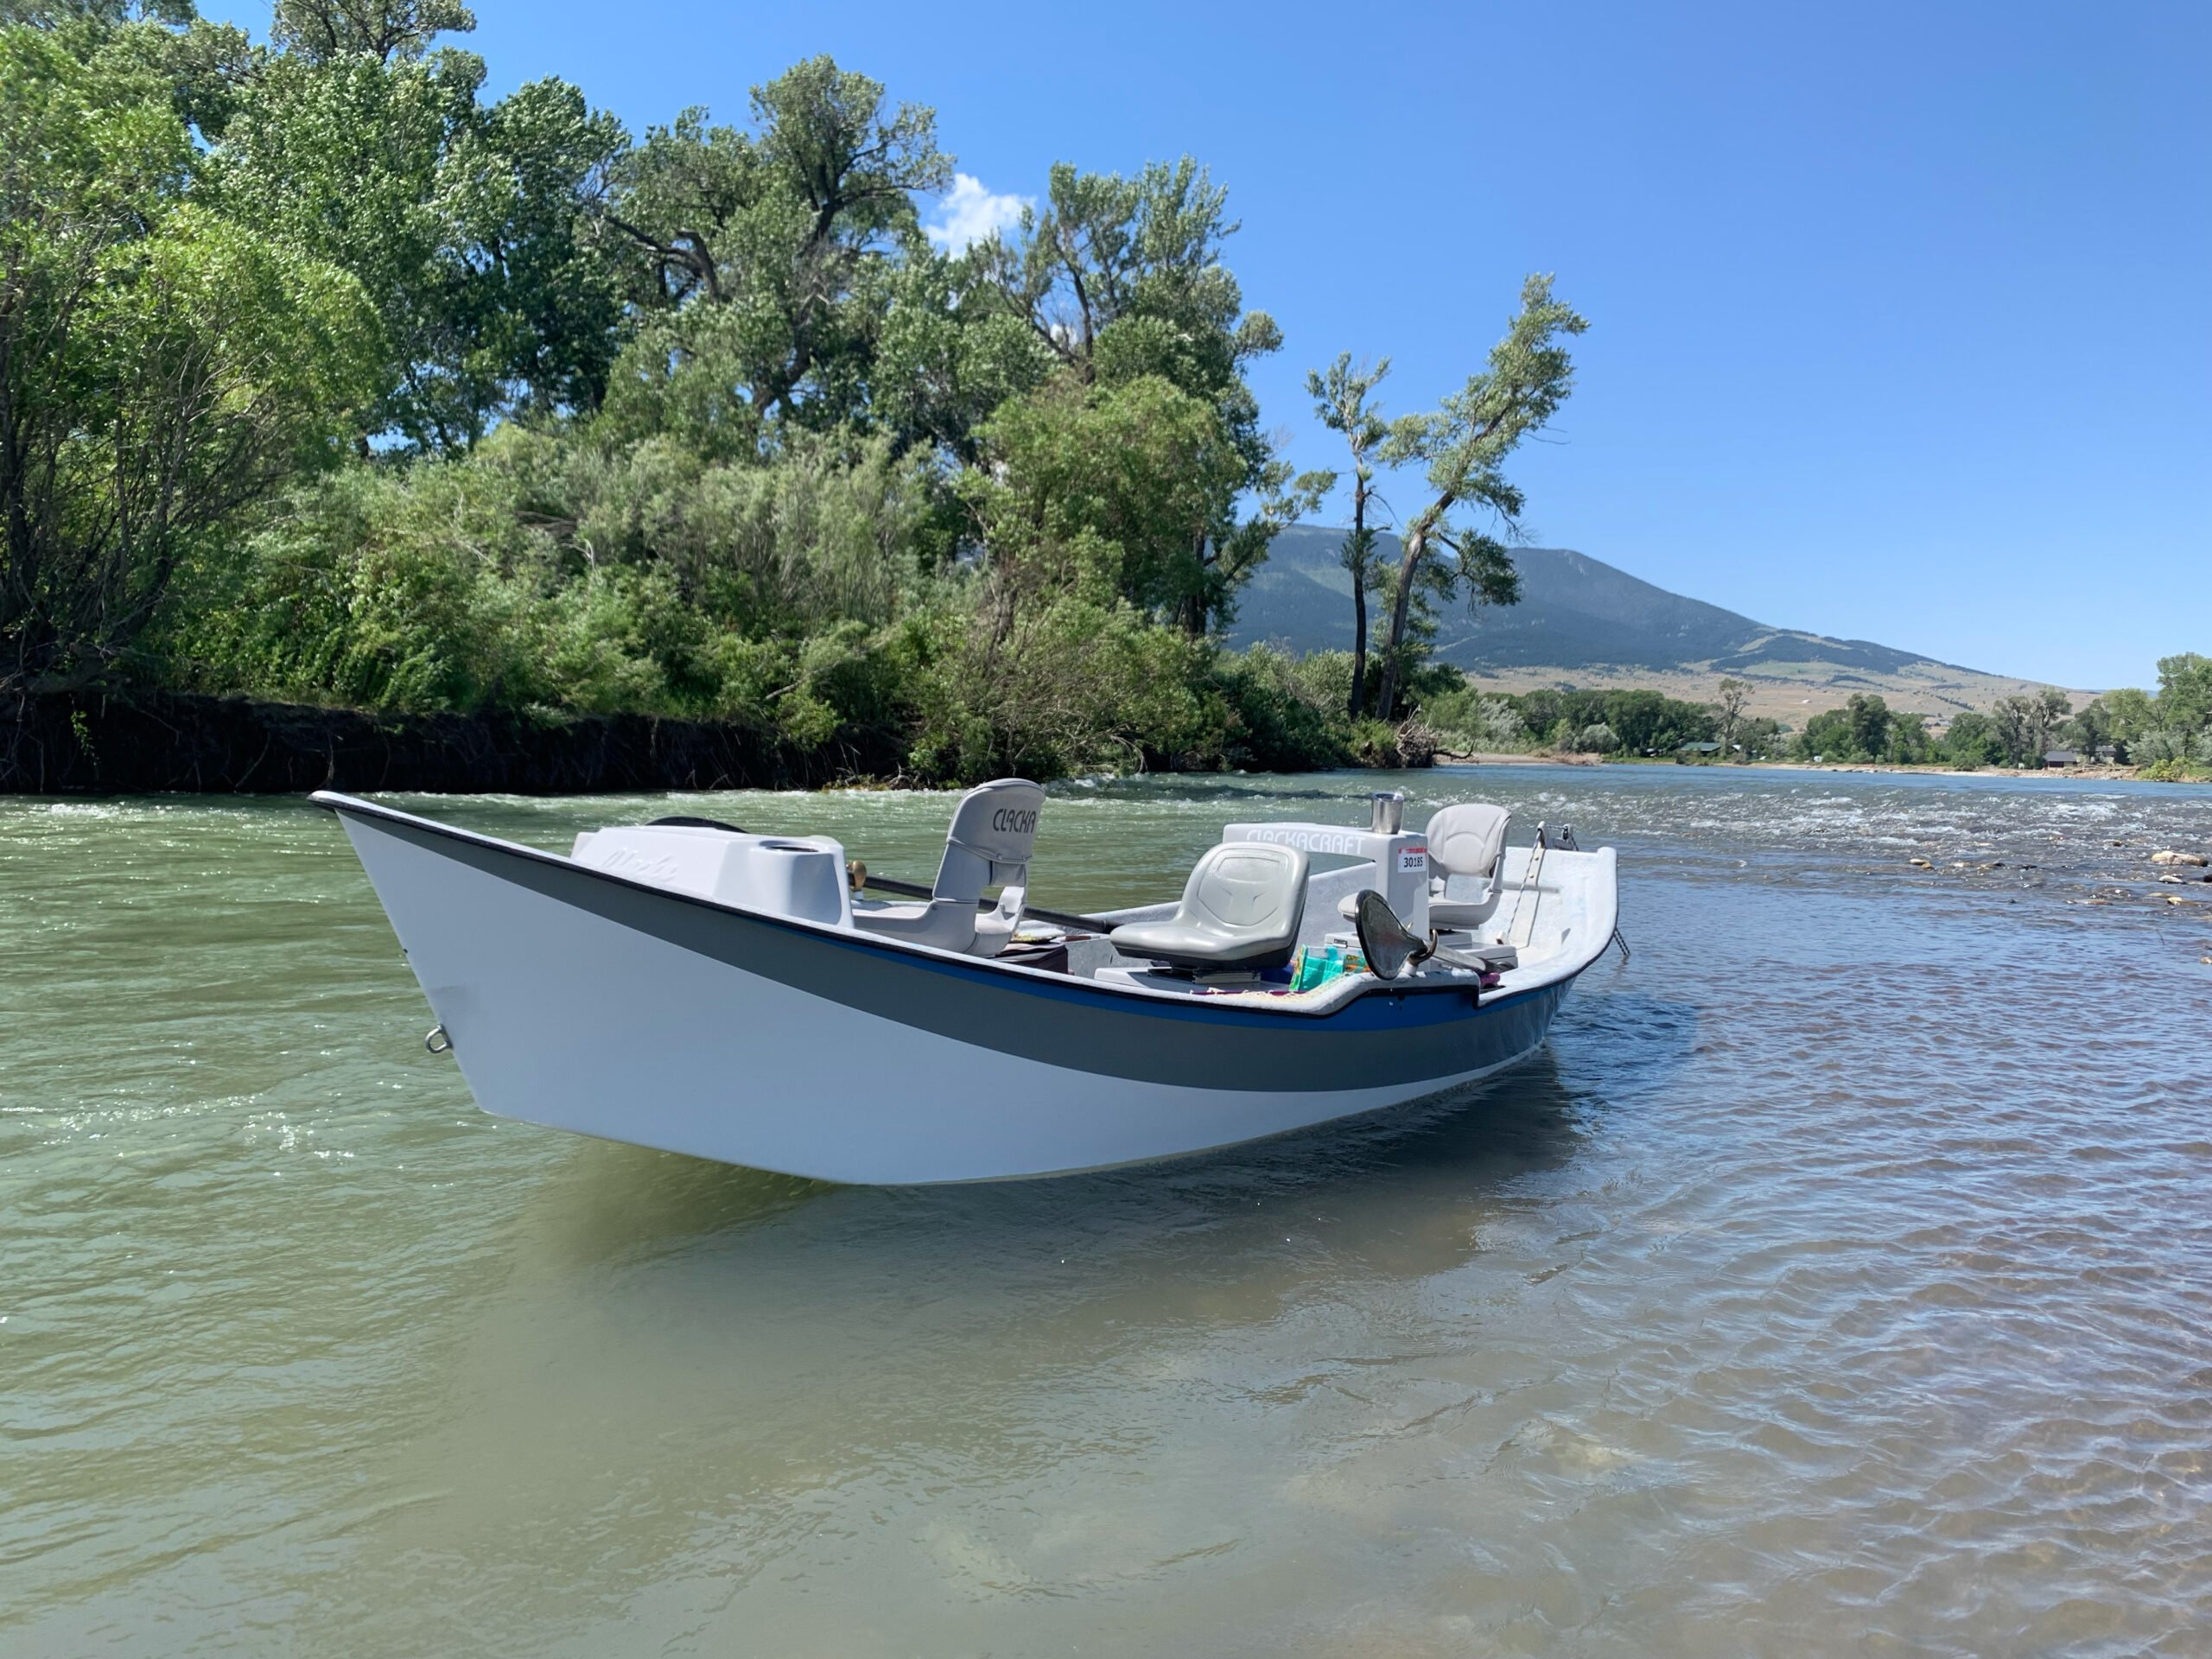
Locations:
570;825;849;927
728;839;848;926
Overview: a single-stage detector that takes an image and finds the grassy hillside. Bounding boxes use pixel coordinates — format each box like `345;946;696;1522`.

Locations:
1230;527;2092;720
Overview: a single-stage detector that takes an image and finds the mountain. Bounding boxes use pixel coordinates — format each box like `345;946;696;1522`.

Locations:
1225;526;2074;719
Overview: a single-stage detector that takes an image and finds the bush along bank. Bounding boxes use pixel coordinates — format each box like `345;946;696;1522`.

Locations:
0;645;1395;795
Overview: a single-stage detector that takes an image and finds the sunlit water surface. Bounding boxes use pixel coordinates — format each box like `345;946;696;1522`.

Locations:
3;767;2209;1656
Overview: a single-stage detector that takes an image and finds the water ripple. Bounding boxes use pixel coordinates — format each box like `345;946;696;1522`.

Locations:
1;770;2207;1656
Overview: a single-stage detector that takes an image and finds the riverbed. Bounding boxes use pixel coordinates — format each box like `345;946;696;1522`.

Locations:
3;767;2207;1656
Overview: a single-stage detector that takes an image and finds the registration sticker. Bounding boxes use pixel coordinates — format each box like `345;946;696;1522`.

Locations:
1397;846;1427;873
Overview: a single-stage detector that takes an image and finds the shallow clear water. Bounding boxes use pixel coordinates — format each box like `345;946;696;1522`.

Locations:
3;766;2209;1656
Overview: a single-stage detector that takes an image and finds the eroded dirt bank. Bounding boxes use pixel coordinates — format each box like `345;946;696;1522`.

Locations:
0;691;899;796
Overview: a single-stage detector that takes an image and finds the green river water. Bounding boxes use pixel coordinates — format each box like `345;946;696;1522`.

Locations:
3;767;2208;1656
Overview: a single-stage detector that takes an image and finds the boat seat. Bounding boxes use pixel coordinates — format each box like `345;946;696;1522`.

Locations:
1108;842;1308;971
1426;803;1510;929
852;778;1043;957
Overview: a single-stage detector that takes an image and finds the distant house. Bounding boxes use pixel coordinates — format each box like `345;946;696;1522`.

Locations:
2043;749;2079;767
1676;741;1722;763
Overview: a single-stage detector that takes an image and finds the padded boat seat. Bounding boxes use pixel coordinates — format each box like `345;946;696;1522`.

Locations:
1426;802;1510;929
1109;842;1309;971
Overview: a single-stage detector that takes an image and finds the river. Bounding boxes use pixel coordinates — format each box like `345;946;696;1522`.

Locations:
3;766;2208;1656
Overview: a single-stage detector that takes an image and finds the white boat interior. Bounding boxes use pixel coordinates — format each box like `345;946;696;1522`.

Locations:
569;784;1612;1013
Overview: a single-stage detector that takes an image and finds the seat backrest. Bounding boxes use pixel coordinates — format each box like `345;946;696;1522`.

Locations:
933;778;1045;906
1182;842;1307;943
1427;803;1510;881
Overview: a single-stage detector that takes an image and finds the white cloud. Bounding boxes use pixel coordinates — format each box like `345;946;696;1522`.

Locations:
926;174;1030;253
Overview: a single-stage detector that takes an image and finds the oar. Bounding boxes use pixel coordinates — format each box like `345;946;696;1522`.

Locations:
856;872;1111;935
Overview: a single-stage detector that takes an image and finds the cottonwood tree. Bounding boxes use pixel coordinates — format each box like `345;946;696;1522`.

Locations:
1368;275;1586;721
0;0;194;25
1714;677;1751;757
270;0;472;63
962;376;1249;614
595;58;950;451
0;28;376;697
983;159;1280;394
862;245;1053;466
1989;687;2072;764
2155;652;2212;733
977;158;1315;633
1305;354;1391;717
2061;698;2112;760
219;10;628;450
1847;692;1891;760
2097;686;2155;749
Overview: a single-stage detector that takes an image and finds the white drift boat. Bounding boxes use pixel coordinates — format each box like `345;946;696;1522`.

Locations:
315;783;1618;1184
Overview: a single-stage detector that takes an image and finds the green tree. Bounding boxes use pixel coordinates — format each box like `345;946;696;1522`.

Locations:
981;156;1314;632
1603;690;1669;753
596;59;950;450
2154;652;2212;733
1942;709;1998;767
959;373;1251;621
1713;676;1751;758
1846;692;1891;760
270;0;472;63
2;0;255;139
2060;697;2111;760
1600;689;1713;753
2099;685;2155;751
1418;676;1524;752
983;156;1279;405
868;242;1052;466
1989;687;2070;765
217;30;626;449
1307;354;1401;716
1371;275;1586;719
1735;715;1783;759
0;0;195;26
0;25;377;696
1794;708;1851;760
1886;710;1931;762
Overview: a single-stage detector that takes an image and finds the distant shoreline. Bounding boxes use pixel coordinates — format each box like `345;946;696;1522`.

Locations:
1432;750;1605;767
1434;752;2177;782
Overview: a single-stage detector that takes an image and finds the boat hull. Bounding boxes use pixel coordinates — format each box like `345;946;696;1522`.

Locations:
327;798;1590;1184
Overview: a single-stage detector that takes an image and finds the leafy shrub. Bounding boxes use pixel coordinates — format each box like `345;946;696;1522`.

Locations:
165;460;552;713
2135;757;2212;783
1420;682;1525;752
2132;729;2212;766
1211;645;1354;772
902;591;1224;784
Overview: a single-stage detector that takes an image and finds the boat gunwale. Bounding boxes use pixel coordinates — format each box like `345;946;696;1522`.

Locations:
309;790;1605;1025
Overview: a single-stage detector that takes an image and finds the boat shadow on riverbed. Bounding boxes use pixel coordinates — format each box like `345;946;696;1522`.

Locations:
354;990;1700;1582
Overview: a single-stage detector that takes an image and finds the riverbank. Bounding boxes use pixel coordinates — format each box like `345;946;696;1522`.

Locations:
0;689;1427;796
10;695;2196;796
1433;749;1605;766
0;690;902;796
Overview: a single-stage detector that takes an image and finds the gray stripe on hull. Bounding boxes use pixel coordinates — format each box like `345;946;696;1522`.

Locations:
334;804;1574;1095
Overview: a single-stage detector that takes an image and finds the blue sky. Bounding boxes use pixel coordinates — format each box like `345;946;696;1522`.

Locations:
216;1;2209;689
